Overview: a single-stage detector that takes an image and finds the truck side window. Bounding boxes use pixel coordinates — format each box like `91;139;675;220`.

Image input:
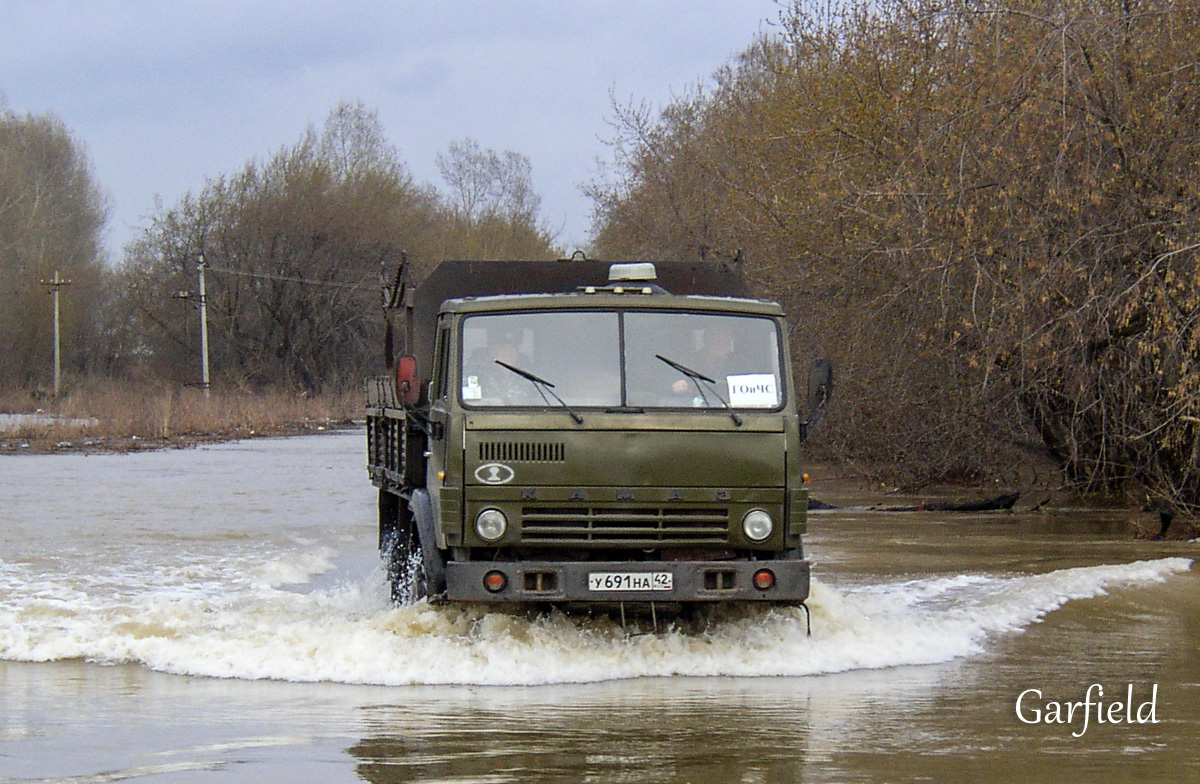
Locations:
433;327;451;401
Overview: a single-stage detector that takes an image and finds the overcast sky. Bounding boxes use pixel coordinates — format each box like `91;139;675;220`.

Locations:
1;1;786;258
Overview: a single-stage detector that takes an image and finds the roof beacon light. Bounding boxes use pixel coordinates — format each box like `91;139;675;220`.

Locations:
608;263;657;283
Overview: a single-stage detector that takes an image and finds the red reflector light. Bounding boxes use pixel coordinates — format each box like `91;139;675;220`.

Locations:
753;569;776;591
484;570;508;593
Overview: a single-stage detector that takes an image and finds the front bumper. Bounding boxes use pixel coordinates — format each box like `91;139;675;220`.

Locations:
444;558;810;603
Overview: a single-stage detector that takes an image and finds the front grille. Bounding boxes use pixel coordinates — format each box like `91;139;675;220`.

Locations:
520;506;729;546
478;441;565;463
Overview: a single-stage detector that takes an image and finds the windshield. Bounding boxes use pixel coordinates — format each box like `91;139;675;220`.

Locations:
462;312;622;407
461;310;783;410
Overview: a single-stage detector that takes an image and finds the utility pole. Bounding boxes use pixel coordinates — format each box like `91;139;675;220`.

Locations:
40;271;72;397
197;254;211;397
171;253;212;397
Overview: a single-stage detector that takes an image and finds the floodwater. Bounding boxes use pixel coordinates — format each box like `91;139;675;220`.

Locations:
1;432;1196;783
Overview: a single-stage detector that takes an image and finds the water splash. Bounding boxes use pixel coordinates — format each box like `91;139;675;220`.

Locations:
0;548;1190;686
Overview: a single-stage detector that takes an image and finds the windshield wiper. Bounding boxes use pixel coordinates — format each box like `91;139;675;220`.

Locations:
655;354;743;426
494;360;584;425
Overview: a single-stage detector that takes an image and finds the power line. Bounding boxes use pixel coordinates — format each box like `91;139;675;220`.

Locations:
203;266;368;290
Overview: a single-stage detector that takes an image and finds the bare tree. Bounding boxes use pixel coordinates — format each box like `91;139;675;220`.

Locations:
0;108;108;390
436;138;543;224
590;0;1200;507
116;104;558;391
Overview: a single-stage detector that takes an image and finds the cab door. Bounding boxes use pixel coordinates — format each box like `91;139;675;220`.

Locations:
425;317;456;548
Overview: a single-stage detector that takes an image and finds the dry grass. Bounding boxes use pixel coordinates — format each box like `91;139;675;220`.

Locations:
0;381;362;453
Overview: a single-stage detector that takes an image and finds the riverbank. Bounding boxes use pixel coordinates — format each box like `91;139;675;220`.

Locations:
0;383;361;455
799;459;1198;542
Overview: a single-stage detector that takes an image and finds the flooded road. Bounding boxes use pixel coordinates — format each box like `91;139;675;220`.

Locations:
1;432;1196;782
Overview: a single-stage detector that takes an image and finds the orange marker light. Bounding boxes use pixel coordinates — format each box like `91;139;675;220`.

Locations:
484;570;508;593
753;569;776;591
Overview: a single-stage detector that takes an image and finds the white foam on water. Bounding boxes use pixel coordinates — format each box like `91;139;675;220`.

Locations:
250;546;338;588
0;550;1191;686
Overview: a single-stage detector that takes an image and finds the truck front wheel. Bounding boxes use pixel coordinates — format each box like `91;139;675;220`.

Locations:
380;488;446;604
380;489;428;604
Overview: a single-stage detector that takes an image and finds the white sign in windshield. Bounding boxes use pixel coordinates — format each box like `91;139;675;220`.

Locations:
727;374;779;408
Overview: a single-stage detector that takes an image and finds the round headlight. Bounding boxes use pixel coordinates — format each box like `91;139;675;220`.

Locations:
475;508;508;542
742;509;774;542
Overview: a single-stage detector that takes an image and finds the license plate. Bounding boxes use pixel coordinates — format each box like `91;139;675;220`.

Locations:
588;571;673;592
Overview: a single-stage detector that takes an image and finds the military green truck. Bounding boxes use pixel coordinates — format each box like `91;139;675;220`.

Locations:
365;257;831;610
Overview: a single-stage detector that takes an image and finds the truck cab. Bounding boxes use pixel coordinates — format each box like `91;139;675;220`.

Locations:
366;258;831;608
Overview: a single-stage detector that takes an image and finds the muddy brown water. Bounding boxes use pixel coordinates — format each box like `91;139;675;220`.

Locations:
1;432;1196;782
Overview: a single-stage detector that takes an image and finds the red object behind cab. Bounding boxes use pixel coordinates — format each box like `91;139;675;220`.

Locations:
395;355;420;405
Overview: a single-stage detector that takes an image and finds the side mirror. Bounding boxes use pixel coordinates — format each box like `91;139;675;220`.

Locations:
807;359;834;413
395;354;420;406
802;359;834;441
